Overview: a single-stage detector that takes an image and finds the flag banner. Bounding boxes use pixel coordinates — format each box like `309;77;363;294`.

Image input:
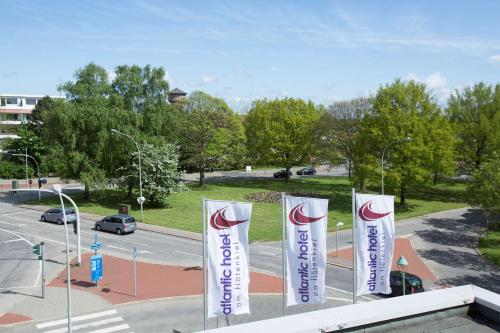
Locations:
207;200;252;318
285;196;329;306
355;194;395;296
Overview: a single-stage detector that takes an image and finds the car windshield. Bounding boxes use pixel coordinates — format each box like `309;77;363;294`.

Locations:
125;217;135;223
65;209;75;214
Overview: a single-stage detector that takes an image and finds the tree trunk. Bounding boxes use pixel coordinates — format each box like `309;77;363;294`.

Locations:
433;171;438;185
359;178;366;192
199;168;205;186
400;183;407;207
84;182;90;200
127;181;133;198
285;166;291;182
348;160;352;178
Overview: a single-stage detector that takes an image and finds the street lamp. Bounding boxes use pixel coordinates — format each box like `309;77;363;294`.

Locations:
12;153;41;201
381;137;412;195
111;129;144;222
335;221;344;257
397;255;409;296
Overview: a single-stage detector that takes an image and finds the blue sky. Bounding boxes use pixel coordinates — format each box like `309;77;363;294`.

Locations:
1;0;499;112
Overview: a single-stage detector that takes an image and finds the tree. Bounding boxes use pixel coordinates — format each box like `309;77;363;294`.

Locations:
59;63;111;104
354;79;450;206
245;98;322;179
469;155;500;222
315;98;372;177
425;114;456;184
120;142;186;207
181;91;246;185
447;82;500;172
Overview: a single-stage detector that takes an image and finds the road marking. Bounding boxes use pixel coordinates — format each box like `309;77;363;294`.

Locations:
175;250;202;257
257;251;277;256
250;266;280;277
2;210;31;216
325;285;374;301
37;310;118;329
1;238;24;243
107;245;153;255
44;316;124;333
327;297;356;302
88;324;129;333
0;220;27;227
0;228;41;288
255;244;280;251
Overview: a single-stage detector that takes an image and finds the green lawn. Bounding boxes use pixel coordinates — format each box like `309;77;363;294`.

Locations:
478;231;500;266
32;177;468;242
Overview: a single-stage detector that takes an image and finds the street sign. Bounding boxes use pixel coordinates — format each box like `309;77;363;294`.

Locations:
137;196;145;204
32;244;41;255
90;242;102;251
91;254;103;282
132;246;138;260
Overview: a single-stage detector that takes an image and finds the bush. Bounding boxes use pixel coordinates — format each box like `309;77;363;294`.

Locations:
0;161;35;179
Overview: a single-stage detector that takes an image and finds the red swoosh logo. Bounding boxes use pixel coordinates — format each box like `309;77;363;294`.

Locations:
210;207;248;230
289;204;325;225
358;201;391;221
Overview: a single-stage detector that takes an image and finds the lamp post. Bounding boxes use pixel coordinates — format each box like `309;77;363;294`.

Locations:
381;137;412;195
111;129;144;222
335;221;344;257
397;255;409;296
12;153;41;201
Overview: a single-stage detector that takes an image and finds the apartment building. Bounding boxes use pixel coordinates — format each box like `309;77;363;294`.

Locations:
0;94;63;139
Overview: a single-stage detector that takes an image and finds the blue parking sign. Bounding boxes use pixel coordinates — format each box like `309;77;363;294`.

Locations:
91;254;103;282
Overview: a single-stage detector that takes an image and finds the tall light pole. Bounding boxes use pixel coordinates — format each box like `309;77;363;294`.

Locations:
111;129;144;222
381;137;411;195
335;221;344;257
12;153;41;201
397;255;409;296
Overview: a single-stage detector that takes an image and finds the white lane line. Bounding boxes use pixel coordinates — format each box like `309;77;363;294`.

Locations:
0;228;41;288
36;310;118;329
107;245;154;255
257;251;277;256
2;210;31;216
255;244;280;251
327;297;356;302
1;238;24;243
325;285;374;301
175;250;202;257
44;316;124;333
88;324;130;333
1;229;92;252
250;266;280;277
0;220;27;227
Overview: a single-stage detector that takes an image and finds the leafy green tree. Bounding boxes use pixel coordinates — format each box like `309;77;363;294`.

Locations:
315;97;372;177
469;155;500;220
245;98;323;179
354;79;449;206
426;114;456;184
181;91;246;185
447;82;500;172
59;63;111;104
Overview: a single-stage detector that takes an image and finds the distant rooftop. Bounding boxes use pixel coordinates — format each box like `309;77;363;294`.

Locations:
169;88;186;95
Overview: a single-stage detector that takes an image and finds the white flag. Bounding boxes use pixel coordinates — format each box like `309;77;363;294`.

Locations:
286;196;329;306
207;200;252;318
355;194;395;296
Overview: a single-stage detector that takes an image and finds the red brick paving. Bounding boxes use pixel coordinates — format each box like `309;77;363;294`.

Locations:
328;238;438;282
0;313;32;325
49;253;283;305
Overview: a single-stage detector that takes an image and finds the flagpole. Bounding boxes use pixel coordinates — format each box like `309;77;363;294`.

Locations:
281;192;287;316
352;188;357;304
202;196;207;330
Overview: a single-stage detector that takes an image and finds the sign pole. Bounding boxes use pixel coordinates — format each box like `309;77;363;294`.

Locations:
352;188;357;304
41;241;45;299
281;192;287;316
132;247;137;297
202;196;207;330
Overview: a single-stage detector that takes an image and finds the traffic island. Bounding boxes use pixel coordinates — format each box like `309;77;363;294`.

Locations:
0;313;32;326
48;253;283;305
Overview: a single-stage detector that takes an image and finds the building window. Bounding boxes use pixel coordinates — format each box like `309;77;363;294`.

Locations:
26;98;37;105
0;98;5;106
6;98;18;105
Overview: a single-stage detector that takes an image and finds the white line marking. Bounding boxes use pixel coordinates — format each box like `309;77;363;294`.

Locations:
107;245;153;255
0;228;41;287
2;210;31;216
1;238;24;243
327;297;356;302
175;250;202;257
325;286;374;301
0;220;27;227
258;251;277;256
88;324;129;333
36;310;118;329
44;316;124;333
250;266;280;277
138;250;152;254
255;244;280;250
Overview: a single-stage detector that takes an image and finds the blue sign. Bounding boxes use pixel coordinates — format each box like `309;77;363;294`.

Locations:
91;254;103;282
90;243;102;251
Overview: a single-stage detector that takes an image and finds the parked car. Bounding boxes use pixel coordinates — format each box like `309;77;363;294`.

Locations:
41;208;77;225
389;271;424;296
296;167;316;176
273;170;292;178
94;214;137;235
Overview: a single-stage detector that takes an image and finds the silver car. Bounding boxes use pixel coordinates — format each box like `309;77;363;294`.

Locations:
41;208;77;225
94;214;137;235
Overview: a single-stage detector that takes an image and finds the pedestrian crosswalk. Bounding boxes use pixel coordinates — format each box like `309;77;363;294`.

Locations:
36;309;133;333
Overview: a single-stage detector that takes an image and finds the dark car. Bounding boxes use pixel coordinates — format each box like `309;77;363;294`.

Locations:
41;208;77;225
94;214;137;235
296;167;316;176
273;170;292;178
389;271;424;296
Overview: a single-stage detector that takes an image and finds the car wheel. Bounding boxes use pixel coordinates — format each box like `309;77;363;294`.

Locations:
57;219;63;225
116;228;122;235
96;225;102;231
41;216;46;222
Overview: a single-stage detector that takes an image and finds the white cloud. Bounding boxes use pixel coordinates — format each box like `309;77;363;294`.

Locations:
106;69;116;81
164;70;174;84
201;75;216;84
423;72;447;90
488;54;500;64
404;72;450;102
